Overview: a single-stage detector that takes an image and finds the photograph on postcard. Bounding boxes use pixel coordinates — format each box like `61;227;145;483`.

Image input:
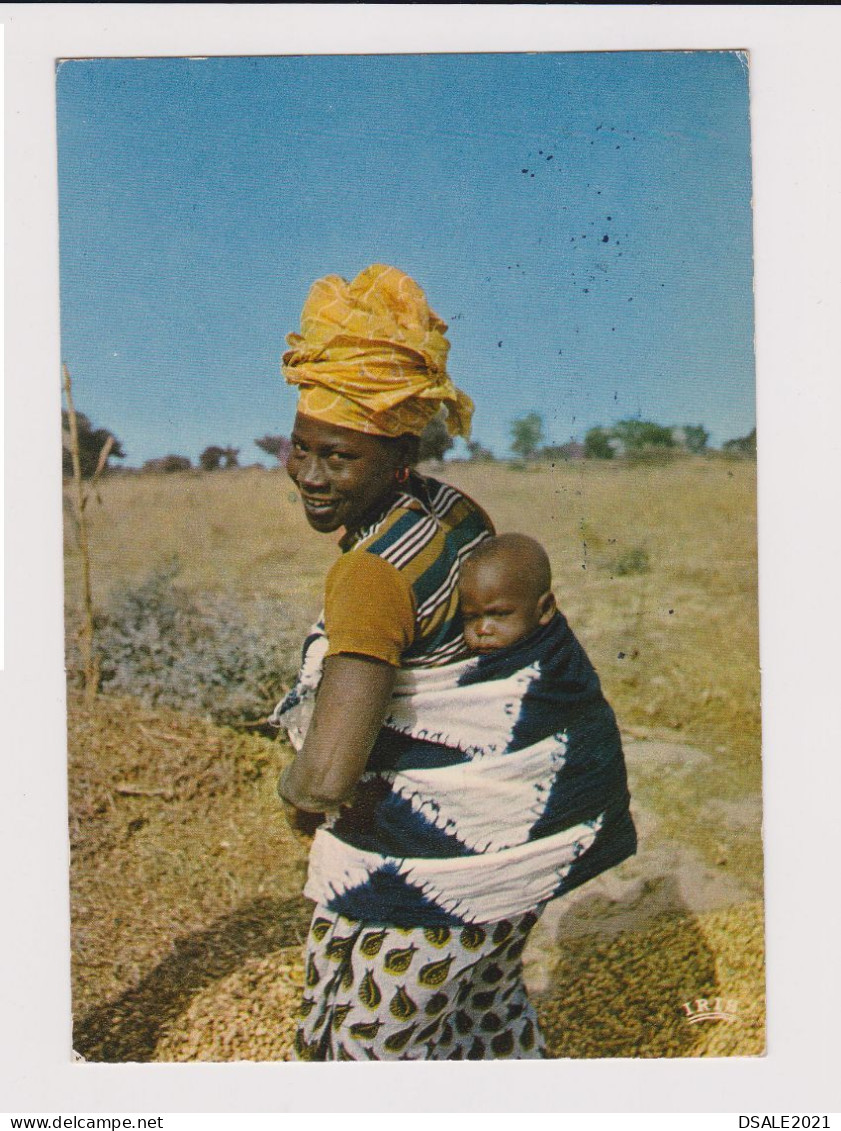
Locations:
57;51;761;1062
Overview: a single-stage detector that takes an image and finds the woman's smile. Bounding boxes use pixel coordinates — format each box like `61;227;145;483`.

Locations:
300;493;339;522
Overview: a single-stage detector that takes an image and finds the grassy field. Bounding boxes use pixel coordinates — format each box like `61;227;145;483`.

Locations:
64;455;763;1060
65;457;760;776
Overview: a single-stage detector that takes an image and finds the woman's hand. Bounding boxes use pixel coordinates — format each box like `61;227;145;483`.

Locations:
277;653;397;813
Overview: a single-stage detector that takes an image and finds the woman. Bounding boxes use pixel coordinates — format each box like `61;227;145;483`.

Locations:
276;265;635;1061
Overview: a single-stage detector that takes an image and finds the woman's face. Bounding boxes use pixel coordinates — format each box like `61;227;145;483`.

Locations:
286;413;404;533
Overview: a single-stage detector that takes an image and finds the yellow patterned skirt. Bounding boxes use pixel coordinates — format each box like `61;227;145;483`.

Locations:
293;905;546;1061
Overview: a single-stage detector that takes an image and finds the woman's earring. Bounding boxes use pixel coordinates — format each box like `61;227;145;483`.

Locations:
395;466;411;484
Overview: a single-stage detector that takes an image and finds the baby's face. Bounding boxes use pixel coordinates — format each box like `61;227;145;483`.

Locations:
459;558;548;654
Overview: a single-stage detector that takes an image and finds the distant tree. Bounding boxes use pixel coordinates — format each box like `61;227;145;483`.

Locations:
61;409;125;478
199;446;224;471
418;414;454;463
255;434;292;464
679;425;710;454
510;412;544;460
142;455;192;474
722;427;756;457
200;445;240;471
465;439;496;462
612;419;675;452
584;426;615;460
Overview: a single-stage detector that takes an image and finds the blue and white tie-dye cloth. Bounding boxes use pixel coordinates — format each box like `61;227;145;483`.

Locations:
275;612;636;927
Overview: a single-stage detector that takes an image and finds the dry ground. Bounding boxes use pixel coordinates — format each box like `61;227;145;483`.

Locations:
67;693;764;1061
65;457;763;1060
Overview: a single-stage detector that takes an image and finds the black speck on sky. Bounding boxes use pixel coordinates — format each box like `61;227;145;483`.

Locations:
602;235;609;242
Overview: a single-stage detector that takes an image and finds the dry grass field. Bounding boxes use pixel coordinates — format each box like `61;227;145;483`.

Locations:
64;456;763;1060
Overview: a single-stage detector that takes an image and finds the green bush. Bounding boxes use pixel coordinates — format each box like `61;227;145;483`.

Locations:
722;427;756;457
584;427;615;460
612;547;650;576
624;445;680;467
613;419;675;451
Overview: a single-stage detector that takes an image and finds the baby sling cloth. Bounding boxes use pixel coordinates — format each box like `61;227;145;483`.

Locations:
272;611;637;927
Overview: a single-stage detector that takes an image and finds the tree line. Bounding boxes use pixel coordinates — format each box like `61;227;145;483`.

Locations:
507;413;755;462
509;413;704;461
62;407;756;479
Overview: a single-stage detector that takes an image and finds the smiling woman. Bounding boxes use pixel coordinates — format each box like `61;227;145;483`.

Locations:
273;264;634;1062
286;416;416;535
278;410;491;819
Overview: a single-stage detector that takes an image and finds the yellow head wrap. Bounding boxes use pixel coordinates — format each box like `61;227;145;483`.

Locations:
282;264;473;439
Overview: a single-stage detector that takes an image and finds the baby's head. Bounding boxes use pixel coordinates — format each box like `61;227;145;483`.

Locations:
459;533;557;654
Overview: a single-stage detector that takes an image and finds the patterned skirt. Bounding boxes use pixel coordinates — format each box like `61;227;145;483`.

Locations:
292;904;546;1061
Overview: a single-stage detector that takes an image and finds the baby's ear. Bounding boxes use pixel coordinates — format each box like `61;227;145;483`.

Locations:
537;590;557;625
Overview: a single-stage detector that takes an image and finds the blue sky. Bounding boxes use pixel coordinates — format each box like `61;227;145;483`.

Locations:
56;51;755;465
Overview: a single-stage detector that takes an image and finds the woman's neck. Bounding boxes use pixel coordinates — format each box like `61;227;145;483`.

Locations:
341;483;410;548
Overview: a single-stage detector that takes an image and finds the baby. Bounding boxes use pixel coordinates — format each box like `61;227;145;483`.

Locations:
459;532;558;654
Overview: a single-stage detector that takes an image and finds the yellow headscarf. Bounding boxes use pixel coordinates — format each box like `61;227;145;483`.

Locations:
282;264;473;438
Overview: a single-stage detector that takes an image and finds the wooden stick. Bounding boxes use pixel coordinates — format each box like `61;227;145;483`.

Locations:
62;364;100;702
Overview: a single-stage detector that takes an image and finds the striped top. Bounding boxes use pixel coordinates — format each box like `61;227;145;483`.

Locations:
324;473;494;668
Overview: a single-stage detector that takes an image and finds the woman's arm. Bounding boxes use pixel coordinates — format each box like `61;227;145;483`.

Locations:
278;653;397;814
